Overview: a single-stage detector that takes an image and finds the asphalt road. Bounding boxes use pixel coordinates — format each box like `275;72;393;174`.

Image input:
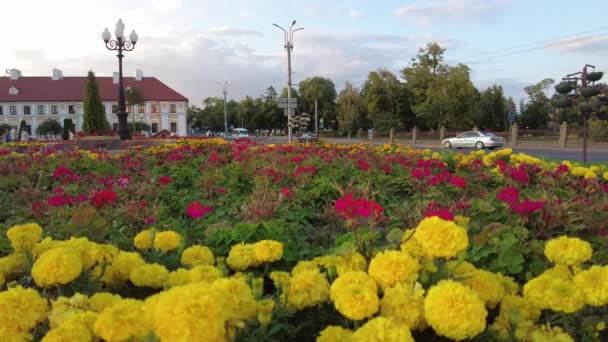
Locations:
257;137;608;163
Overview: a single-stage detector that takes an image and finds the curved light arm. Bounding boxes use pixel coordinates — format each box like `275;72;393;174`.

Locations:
290;28;304;48
273;23;287;46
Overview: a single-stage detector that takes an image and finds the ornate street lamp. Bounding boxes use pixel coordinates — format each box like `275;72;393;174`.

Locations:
102;19;138;140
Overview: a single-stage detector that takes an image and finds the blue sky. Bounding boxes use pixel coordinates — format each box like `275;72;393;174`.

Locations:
2;0;607;105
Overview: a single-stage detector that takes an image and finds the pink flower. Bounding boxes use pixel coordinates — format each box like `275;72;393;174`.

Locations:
186;201;213;219
47;195;68;207
497;187;520;203
146;218;155;225
158;176;173;185
510;199;544;216
116;175;132;187
335;193;383;223
423;202;454;221
91;189;117;208
216;187;228;195
510;165;529;185
449;176;467;188
279;187;292;198
356;159;370;171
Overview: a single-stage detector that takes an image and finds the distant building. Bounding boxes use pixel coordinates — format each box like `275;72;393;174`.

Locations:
0;68;188;137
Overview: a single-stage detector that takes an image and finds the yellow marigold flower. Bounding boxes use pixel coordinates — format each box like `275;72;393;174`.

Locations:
32;237;58;257
0;286;48;335
111;252;145;281
47;294;89;328
530;324;574;342
130;263;170;288
133;229;155;250
153;230;182;253
226;243;260;271
190;265;223;284
597;322;606;331
287;269;331;310
165;268;191;288
6;223;42;252
252;240;283;263
603;171;608;181
88;293;122;312
211;278;258;321
42;322;92;342
330;271;379;320
368;250;420;289
270;271;291;292
544;236;592;266
0;252;28;278
93;299;151;342
292;260;320;275
523;273;584;313
490;295;540;340
414;216;468;259
424;280;487;341
380;283;426;330
257;299;275;326
81;243;118;270
32;248;83;287
152;283;229;342
181;245;215;267
495;273;519;295
571;166;588;177
352;317;414;342
317;326;353;342
461;269;506;309
401;229;428;259
335;253;367;276
573;265;608;306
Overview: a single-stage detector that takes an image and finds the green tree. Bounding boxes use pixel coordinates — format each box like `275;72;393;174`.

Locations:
125;87;145;128
236;96;256;128
521;78;555;129
82;71;110;133
337;82;365;135
62;118;74;140
298;77;337;129
479;85;508;131
0;123;11;138
36;119;63;139
362;69;402;131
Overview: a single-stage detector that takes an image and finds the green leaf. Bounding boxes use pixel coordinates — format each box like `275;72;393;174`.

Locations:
477;201;496;213
386;228;404;244
497;248;524;268
334;242;357;255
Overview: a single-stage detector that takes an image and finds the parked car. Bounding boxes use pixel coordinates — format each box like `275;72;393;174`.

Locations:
442;131;504;150
230;128;249;140
298;133;319;143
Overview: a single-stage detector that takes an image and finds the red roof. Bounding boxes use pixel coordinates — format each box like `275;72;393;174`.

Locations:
0;76;188;102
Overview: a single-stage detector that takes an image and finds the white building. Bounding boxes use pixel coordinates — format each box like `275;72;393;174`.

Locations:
0;68;188;137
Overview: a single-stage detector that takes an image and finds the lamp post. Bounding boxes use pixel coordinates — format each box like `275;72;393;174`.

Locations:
217;81;229;136
102;19;138;140
273;20;303;143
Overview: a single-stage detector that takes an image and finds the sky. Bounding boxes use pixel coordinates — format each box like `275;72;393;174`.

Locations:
2;0;607;106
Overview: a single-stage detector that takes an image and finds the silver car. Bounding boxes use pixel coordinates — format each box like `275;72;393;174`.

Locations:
442;131;504;150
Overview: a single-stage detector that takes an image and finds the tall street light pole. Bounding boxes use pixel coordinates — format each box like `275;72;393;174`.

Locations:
102;19;138;140
273;21;303;143
217;81;229;136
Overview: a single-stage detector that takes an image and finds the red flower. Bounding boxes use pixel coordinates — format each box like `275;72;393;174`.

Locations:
335;193;383;223
47;195;68;207
186;201;213;219
510;165;529;185
497;187;520;203
216;187;228;195
279;187;292;198
158;176;173;185
510;199;544;216
356;159;370;171
449;176;467;188
116;175;132;187
423;202;455;221
91;189;117;208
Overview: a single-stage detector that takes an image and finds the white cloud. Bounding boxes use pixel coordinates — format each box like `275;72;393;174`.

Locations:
545;34;608;55
395;0;511;25
209;26;263;37
348;9;361;17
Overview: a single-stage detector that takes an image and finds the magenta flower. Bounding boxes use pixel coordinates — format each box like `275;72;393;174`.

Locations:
186;201;213;219
497;187;520;203
158;176;173;185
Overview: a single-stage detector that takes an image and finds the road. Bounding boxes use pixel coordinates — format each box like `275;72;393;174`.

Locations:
256;136;608;163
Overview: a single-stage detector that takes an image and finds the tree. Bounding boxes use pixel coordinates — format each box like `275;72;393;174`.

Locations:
125;87;145;128
478;85;508;131
82;71;110;133
62;119;74;140
0;123;11;138
362;69;402;130
263;86;278;102
337;82;365;135
36;119;63;139
298;77;337;129
521;78;555;129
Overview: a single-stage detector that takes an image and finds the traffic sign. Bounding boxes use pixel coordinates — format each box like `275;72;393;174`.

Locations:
508;112;516;123
277;97;297;109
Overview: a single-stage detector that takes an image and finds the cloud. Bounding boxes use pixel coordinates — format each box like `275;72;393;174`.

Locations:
545;34;608;55
348;9;361;17
395;0;511;25
209;26;263;37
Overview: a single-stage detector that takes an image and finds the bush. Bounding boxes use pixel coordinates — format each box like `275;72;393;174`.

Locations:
588;117;608;142
62;118;74;140
35;119;63;139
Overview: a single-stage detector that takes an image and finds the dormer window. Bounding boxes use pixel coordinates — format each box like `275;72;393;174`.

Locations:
8;87;19;95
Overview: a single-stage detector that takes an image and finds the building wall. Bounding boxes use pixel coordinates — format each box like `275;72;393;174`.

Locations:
0;100;188;138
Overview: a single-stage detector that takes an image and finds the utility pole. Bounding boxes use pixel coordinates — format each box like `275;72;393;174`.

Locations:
217;81;229;137
273;21;303;143
315;96;318;135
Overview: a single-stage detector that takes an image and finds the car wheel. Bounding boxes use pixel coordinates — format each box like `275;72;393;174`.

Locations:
443;141;452;149
475;141;485;150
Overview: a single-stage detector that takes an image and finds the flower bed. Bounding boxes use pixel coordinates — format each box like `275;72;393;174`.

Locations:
0;139;607;341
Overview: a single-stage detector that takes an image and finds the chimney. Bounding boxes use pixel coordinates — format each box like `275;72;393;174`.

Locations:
51;68;63;80
135;69;143;81
8;69;21;80
113;72;119;84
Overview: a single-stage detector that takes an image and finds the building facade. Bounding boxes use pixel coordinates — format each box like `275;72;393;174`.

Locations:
0;69;188;138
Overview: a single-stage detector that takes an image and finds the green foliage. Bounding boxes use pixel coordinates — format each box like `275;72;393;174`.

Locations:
336;82;365;134
35;119;62;138
588;116;608;142
298;77;337;129
82;71;110;133
0;123;12;137
479;84;508;131
62;118;74;140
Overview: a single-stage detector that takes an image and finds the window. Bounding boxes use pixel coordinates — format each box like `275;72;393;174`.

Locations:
0;106;3;115
151;104;159;113
10;106;17;115
169;104;177;113
68;105;75;114
112;123;118;131
112;105;118;114
151;123;159;133
138;104;145;113
170;122;177;133
24;106;31;115
37;105;45;115
51;105;58;114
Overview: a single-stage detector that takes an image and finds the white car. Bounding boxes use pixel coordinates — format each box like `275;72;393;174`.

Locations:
231;128;249;140
442;131;504;150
